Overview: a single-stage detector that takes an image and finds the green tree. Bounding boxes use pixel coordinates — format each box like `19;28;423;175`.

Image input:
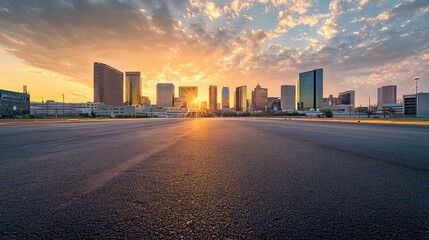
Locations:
322;109;333;118
387;107;395;118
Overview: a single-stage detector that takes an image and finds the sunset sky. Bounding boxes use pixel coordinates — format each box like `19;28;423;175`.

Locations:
0;0;428;106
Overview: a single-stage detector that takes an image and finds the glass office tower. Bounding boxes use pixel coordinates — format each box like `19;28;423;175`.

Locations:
222;87;230;109
297;68;323;110
235;86;247;112
125;72;142;105
156;83;175;108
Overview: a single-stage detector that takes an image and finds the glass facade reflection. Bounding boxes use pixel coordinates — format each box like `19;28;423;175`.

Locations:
297;68;323;110
222;87;230;109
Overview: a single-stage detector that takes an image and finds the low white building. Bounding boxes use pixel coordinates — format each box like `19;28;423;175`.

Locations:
78;102;103;115
135;105;187;118
325;104;354;113
380;103;403;113
164;107;188;118
417;92;429;118
95;105;136;118
31;101;104;116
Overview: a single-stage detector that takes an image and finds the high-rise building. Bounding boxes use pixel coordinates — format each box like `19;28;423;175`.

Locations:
93;62;124;105
377;85;397;107
235;86;247;112
125;72;142;105
338;90;355;106
297;68;323;110
222;87;230;109
281;85;296;111
179;86;198;109
156;83;174;108
233;90;236;109
252;84;268;111
209;85;217;111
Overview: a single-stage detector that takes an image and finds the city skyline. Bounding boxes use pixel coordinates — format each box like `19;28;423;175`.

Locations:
0;0;428;105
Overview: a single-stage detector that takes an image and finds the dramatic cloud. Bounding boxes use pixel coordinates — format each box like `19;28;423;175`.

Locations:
0;0;428;104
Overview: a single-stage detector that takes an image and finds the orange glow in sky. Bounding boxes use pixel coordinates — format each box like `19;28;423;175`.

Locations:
0;1;428;105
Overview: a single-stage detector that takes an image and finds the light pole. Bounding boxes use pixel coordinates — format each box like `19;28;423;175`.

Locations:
415;77;420;117
62;93;65;117
415;77;420;96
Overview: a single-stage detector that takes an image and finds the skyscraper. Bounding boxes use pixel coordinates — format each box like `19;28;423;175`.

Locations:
297;68;323;110
281;85;296;111
156;83;175;108
252;84;268;111
209;85;217;111
338;90;355;106
235;86;247;112
179;86;198;109
125;71;141;105
93;62;124;105
377;85;397;107
222;87;230;109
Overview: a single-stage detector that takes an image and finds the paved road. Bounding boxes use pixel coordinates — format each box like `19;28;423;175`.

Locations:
0;118;428;238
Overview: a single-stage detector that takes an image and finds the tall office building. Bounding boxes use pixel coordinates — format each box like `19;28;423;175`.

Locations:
297;68;323;110
281;85;296;111
377;85;397;107
252;84;268;111
179;86;198;109
233;90;236;110
235;86;247;112
209;85;217;111
222;87;230;109
93;62;124;105
156;83;175;108
125;72;142;105
339;90;355;106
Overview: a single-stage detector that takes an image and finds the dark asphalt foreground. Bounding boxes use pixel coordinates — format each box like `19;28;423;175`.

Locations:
0;119;428;239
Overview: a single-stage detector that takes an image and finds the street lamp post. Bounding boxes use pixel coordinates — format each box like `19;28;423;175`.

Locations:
415;77;420;117
415;77;420;96
62;93;65;117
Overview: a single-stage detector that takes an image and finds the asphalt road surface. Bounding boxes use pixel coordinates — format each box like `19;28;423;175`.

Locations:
1;118;428;239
